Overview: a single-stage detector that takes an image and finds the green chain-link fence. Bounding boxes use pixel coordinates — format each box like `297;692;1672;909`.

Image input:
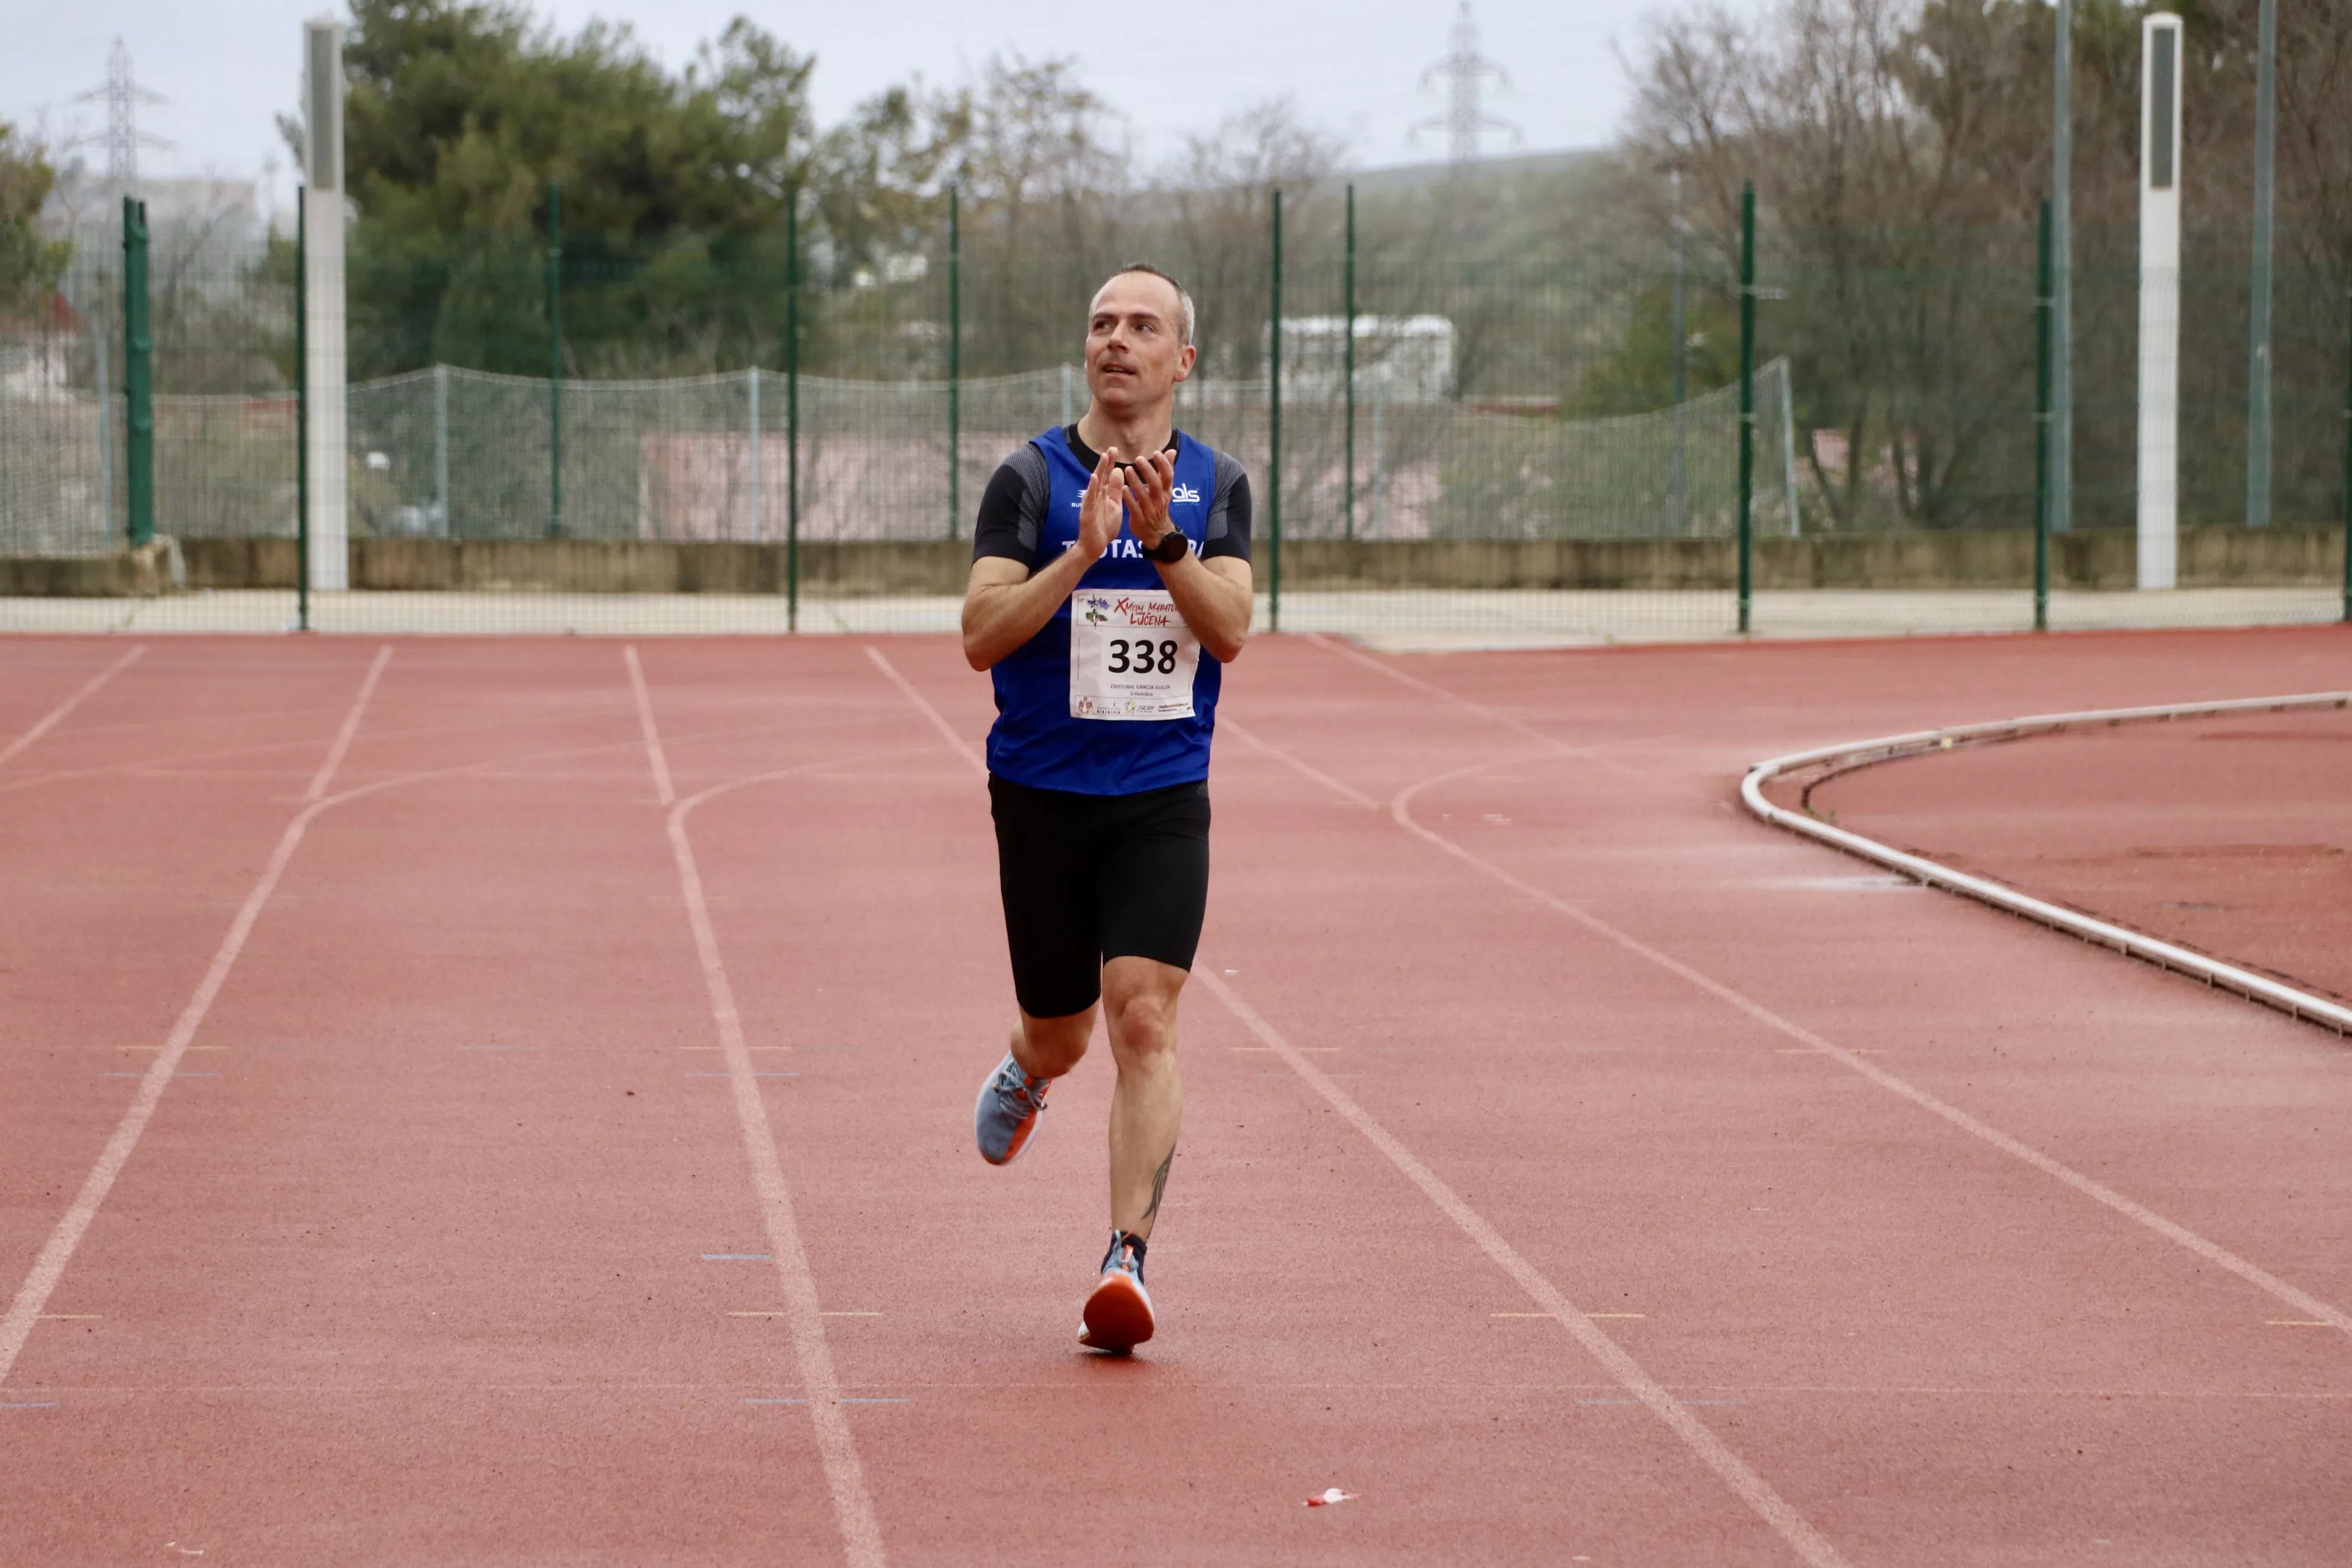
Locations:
2;190;2343;638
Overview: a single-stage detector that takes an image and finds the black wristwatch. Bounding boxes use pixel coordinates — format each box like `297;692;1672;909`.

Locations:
1146;530;1190;564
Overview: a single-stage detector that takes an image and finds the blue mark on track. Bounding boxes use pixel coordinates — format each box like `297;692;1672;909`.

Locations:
703;1253;772;1261
2;1402;60;1409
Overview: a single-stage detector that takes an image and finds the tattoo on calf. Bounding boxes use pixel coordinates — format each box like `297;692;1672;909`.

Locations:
1141;1148;1175;1224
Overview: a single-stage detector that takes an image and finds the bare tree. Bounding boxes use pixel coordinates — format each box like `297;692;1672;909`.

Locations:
1155;99;1342;378
948;54;1132;374
1626;0;2056;528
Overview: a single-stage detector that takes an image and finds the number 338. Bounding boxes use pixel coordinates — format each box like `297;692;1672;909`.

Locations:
1106;638;1180;675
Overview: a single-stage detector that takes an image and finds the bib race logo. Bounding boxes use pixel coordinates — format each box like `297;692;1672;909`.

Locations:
1109;595;1174;626
1083;603;1108;625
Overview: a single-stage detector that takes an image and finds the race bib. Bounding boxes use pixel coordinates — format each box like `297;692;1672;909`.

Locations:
1069;589;1201;721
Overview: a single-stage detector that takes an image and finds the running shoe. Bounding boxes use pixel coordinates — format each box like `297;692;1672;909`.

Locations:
973;1051;1050;1165
1079;1230;1155;1351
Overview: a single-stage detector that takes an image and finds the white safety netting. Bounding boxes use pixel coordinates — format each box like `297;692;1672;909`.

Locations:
2;357;1796;554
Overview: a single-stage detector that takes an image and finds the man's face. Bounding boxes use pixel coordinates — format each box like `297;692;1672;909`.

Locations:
1085;273;1196;415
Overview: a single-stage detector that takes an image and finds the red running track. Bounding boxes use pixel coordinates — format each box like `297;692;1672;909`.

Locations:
1;625;2347;1566
1801;703;2352;1006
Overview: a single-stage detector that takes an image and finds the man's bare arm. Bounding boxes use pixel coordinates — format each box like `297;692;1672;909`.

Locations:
1153;552;1252;664
962;551;1087;671
962;444;1125;671
1119;450;1252;663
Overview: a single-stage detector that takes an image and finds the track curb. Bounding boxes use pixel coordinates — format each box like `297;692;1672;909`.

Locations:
1741;691;2352;1036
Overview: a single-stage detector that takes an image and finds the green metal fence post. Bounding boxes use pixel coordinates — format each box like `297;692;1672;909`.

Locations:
295;191;310;632
786;187;801;633
2247;0;2277;529
1343;182;1356;542
1268;188;1283;634
2036;200;2054;633
122;195;153;550
1736;181;1755;635
948;182;961;541
545;179;564;538
2343;280;2351;622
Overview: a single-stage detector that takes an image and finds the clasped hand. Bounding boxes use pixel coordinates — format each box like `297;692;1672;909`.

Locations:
1077;447;1181;561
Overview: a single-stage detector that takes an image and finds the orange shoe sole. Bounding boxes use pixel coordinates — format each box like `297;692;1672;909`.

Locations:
1078;1270;1155;1351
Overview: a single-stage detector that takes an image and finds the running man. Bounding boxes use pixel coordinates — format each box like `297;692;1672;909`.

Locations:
961;263;1253;1352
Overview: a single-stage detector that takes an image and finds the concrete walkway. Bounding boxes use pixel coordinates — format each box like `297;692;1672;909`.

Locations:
0;586;2339;643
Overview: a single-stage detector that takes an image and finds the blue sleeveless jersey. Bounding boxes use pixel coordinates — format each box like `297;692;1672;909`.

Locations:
986;430;1225;795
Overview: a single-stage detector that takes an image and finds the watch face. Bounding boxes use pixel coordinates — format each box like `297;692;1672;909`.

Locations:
1154;533;1188;562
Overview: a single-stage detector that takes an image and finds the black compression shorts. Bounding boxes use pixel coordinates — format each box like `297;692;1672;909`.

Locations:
988;774;1211;1019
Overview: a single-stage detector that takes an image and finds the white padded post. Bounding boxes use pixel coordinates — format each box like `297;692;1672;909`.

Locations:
303;17;349;591
2137;13;2183;591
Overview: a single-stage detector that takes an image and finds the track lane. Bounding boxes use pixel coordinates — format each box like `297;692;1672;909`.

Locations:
5;628;2346;1566
1210;630;2352;1562
0;644;143;769
0;642;912;1564
842;642;1835;1564
0;645;396;1342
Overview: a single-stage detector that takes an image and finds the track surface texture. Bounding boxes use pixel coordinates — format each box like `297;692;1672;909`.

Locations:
1797;704;2352;1005
2;623;2348;1567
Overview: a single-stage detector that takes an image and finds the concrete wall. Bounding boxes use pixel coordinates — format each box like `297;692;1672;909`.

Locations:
1285;528;2343;592
7;527;2342;597
0;538;185;597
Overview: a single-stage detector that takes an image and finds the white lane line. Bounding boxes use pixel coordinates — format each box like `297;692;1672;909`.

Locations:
0;701;622;802
622;645;676;806
1198;969;1847;1568
1372;757;2352;1341
0;646;393;1390
863;642;1847;1566
1305;632;1657;779
631;651;885;1568
1280;651;2352;1340
863;645;973;760
302;650;391;801
1220;714;1379;809
0;646;144;770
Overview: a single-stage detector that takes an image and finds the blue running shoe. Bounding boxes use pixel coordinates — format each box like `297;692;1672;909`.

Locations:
974;1051;1050;1165
1079;1231;1155;1352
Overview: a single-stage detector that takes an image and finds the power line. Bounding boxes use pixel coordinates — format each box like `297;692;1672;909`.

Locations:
1412;1;1519;167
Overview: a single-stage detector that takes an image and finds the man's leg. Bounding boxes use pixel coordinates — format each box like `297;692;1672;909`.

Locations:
1102;955;1186;1239
1011;1005;1094;1081
976;775;1102;1166
975;1004;1090;1167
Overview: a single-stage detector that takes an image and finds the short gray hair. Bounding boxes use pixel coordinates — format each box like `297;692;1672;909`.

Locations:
1097;262;1195;347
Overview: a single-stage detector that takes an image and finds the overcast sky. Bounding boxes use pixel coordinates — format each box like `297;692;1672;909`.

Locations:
5;0;1754;210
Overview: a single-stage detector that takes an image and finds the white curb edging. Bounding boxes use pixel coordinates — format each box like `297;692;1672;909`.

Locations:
1741;692;2352;1035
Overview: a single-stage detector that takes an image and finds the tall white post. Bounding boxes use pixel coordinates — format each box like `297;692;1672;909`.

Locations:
302;17;349;590
2138;13;2183;590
